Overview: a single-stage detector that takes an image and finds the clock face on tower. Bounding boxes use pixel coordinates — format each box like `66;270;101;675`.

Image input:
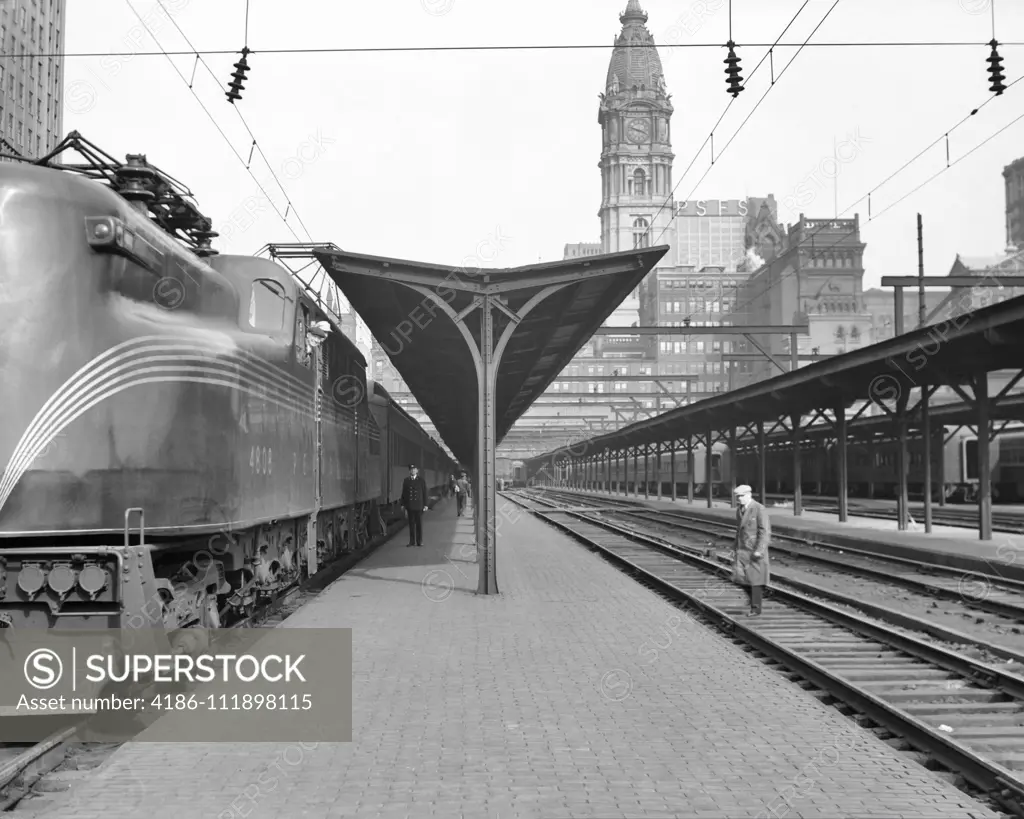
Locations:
626;118;650;144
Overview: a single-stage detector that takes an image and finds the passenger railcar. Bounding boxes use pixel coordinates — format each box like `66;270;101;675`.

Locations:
539;425;1023;503
0;153;454;632
746;426;1024;502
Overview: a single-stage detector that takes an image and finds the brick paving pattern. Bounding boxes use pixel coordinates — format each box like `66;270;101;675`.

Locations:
24;496;1003;819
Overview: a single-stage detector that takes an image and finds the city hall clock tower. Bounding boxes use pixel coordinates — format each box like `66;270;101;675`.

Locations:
598;0;675;325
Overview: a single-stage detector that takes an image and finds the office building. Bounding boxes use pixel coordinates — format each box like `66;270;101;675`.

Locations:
0;0;67;158
1004;156;1024;252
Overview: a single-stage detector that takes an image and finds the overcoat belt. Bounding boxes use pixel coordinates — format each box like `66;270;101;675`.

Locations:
733;500;771;586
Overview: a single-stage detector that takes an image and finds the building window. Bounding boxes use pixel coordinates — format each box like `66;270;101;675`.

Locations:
633;168;646;196
633;217;650;249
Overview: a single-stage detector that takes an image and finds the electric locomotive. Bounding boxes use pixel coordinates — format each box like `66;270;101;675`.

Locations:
0;135;454;632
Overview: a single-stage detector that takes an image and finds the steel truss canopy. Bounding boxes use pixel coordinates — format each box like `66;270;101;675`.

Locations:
537;293;1024;456
314;244;668;595
314;246;667;465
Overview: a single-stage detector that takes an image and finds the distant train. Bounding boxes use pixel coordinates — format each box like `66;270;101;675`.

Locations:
0;151;455;632
537;427;1024;503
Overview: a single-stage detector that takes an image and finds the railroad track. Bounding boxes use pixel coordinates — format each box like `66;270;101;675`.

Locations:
535;486;1024;532
505;489;1024;816
531;487;1024;626
0;516;406;814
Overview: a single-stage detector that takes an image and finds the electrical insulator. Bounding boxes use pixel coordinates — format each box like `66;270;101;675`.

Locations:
987;39;1006;96
724;40;744;98
226;47;252;104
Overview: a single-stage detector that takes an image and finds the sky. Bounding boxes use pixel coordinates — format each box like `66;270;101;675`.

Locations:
61;0;1024;291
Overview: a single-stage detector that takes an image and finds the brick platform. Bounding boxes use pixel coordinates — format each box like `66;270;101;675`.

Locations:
558;487;1024;582
24;495;1002;819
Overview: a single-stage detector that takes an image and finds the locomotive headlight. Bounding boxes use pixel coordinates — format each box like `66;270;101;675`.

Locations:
47;564;78;598
17;564;46;598
91;220;113;240
78;564;108;598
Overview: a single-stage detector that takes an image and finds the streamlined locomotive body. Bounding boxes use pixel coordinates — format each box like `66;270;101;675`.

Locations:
0;153;453;631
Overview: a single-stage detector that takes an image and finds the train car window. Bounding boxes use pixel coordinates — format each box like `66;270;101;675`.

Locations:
250;280;286;330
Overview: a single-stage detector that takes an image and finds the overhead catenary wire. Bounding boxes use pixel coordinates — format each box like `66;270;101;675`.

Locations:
150;0;315;243
637;0;815;252
650;0;839;251
719;73;1024;327
122;0;305;246
10;41;1024;60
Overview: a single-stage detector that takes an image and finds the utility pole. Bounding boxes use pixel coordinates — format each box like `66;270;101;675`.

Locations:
917;214;926;329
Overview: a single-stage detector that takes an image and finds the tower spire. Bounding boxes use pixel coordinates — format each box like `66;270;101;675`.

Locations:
620;0;648;24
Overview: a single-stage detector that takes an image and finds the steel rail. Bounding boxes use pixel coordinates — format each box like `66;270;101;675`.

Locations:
536;489;1024;616
505;490;1024;817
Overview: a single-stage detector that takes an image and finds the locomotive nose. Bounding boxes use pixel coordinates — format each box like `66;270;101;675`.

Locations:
0;163;109;528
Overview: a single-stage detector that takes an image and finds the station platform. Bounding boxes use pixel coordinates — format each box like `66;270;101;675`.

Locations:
554;487;1024;582
28;495;1001;819
762;494;1024;518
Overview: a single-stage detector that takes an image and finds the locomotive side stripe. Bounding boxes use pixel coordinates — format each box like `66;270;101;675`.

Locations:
0;333;378;517
0;339;322;510
1;352;318;493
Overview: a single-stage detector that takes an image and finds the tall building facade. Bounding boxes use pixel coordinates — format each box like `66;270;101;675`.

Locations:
597;0;675;326
1004;156;1024;252
549;1;780;409
0;0;67;158
734;213;870;388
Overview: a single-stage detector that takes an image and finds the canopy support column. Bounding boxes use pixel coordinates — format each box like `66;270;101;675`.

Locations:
670;441;677;501
686;437;694;504
896;391;909;532
757;421;767;506
976;374;992;541
922;385;933;533
705;428;714;509
835;406;848;523
791;414;802;516
403;284;569;596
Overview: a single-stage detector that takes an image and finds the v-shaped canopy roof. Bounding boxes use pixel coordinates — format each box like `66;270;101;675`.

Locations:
314;246;668;466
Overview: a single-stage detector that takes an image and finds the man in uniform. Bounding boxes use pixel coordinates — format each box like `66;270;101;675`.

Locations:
455;472;470;517
401;464;429;547
732;484;770;616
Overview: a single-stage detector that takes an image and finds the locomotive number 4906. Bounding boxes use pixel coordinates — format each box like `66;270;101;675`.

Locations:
250;446;272;475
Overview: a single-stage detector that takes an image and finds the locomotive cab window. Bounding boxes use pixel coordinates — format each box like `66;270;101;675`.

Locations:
250;279;286;331
295;304;312;368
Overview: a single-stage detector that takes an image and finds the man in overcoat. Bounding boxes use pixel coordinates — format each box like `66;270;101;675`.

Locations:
401;464;429;547
733;484;770;616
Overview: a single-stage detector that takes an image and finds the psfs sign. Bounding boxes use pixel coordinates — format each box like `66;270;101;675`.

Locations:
675;200;749;217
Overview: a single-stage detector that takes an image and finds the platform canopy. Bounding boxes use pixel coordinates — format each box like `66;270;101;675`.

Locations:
550;292;1024;455
314;246;668;467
